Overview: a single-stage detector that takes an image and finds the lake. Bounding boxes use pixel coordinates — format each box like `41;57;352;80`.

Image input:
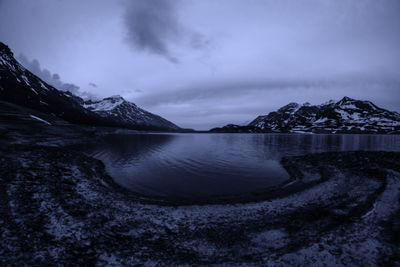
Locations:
86;133;400;202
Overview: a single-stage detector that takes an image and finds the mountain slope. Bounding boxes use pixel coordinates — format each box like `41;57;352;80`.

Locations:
0;42;114;126
0;42;180;131
84;96;180;131
248;97;400;134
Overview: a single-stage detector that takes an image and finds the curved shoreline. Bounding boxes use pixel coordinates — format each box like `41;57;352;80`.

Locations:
0;145;399;265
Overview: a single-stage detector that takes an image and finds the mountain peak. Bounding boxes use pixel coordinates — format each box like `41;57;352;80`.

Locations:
321;99;336;106
0;42;12;56
83;95;180;131
105;95;124;101
248;97;400;134
339;96;355;103
278;102;300;113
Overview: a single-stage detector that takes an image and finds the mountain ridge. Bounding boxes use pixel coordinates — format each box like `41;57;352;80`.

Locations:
84;95;180;131
211;97;400;134
0;42;113;126
0;42;181;131
2;42;399;134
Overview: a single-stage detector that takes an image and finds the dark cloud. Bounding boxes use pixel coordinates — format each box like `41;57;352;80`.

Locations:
123;0;180;62
123;0;209;63
135;78;373;107
17;54;97;100
189;32;210;50
88;82;97;88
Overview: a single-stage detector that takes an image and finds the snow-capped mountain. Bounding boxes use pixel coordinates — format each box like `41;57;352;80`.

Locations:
84;96;180;131
0;42;112;126
0;42;180;131
248;97;400;134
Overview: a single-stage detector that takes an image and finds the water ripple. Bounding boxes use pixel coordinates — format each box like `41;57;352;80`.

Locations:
87;133;400;200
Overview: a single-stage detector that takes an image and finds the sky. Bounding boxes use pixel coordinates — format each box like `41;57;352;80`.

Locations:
1;0;400;130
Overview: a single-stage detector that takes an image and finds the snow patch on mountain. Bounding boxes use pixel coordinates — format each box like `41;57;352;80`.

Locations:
30;115;52;125
83;95;124;111
84;96;180;131
248;97;400;134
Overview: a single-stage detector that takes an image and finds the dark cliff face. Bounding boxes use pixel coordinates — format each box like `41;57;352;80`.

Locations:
248;97;400;134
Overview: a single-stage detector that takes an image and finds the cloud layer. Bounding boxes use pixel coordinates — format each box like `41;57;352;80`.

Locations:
1;0;399;129
17;54;97;100
124;0;179;62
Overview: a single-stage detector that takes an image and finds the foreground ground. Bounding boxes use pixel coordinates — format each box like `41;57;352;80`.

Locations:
1;148;399;266
0;102;399;265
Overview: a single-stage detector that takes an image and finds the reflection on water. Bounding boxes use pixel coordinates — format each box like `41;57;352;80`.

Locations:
86;133;400;200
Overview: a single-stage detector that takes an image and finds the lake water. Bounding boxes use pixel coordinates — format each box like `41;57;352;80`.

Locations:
87;133;400;202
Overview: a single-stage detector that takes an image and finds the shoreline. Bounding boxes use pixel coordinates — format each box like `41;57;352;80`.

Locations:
0;141;399;265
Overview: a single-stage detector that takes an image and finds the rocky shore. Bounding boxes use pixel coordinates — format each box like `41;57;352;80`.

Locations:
0;139;399;265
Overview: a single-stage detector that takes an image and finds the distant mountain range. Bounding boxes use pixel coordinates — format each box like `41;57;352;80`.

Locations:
0;42;181;131
1;42;399;134
211;97;400;134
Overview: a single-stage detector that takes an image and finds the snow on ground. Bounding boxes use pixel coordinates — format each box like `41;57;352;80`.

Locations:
29;115;52;125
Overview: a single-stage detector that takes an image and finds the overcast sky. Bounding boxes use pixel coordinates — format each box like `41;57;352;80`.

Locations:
1;0;399;130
